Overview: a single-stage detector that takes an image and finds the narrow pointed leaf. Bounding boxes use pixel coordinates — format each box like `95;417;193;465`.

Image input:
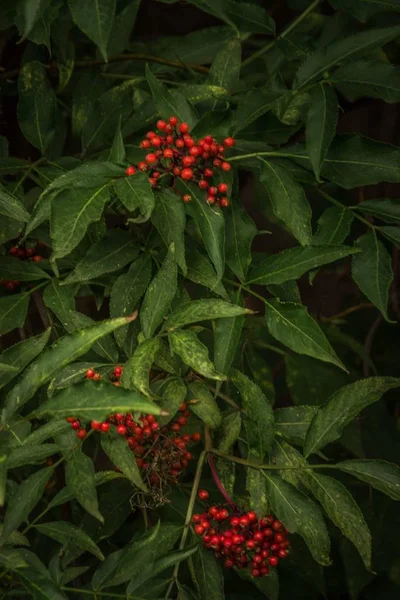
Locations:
0;256;50;281
159;378;187;426
114;172;155;223
188;382;222;428
0;329;51;390
101;429;147;491
225;197;257;282
122;338;161;396
186;251;229;299
214;290;244;375
152;189;186;274
146;65;197;128
306;83;338;181
109;115;125;163
164;299;250;331
336;459;400;501
189;544;224;600
0;292;30;335
275;406;318;446
0;185;31;221
34;521;104;560
65;447;103;523
331;60;400;103
170;330;226;381
313;206;354;245
208;38;241;92
68;0;116;62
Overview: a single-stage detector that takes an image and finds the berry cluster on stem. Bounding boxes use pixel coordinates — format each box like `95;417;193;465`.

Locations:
1;240;44;292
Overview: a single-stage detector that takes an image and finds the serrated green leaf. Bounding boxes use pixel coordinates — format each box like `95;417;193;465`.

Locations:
2;315;136;423
5;444;57;469
336;459;400;501
141;244;178;338
0;256;50;282
159;378;187;426
146;65;197;128
234;89;284;133
22;420;70;446
306;83;338;181
63;230;138;284
331;59;400;103
218;412;241;452
180;181;225;279
275;406;318;446
231;369;274;456
263;472;331;565
164;299;250;330
101;429;147;491
214;289;244;375
226;0;275;34
189;543;224;600
0;292;30;335
304;377;400;457
15;556;68;600
43;279;75;329
265;299;346;370
170;330;226;381
17;61;57;154
260;160;312;246
225;197;257;282
122;338;161;396
49;470;124;509
246;455;269;518
34;521;104;560
0;185;31;222
247;244;359;285
109;115;125;163
152;189;187;274
64;445;103;523
114;172;155;223
0;525;29;548
68;0;115;61
0;329;51;390
0;467;53;545
188;381;222;428
355;198;400;224
329;0;400;20
379;226;400;248
16;0;49;39
186;251;228;299
352;231;394;321
208;38;241;94
313;206;354;245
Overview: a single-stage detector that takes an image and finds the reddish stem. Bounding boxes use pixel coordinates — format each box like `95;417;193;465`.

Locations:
208;453;237;509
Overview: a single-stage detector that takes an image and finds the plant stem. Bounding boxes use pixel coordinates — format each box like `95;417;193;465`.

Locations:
317;189;375;229
320;302;375;322
208;453;237;508
12;157;46;194
164;450;207;599
206;385;241;411
228;151;286;162
242;0;322;68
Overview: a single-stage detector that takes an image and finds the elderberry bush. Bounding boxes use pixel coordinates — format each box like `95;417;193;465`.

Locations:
0;2;400;600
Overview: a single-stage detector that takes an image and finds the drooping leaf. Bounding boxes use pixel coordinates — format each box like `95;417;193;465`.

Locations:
0;185;31;222
64;445;103;523
170;330;226;381
246;453;269;518
189;543;225;600
122;338;161;395
265;299;346;370
108;115;126;163
22;419;69;446
336;459;400;501
2;315;136;422
208;38;241;94
101;430;147;491
186;251;229;299
158;378;187;426
164;299;251;330
34;380;161;421
140;244;178;338
152;189;187;274
0;329;51;390
0;256;50;282
34;521;104;561
260;160;312;246
146;65;197;128
312;206;354;245
354;198;400;224
234;89;284;133
214;290;244;375
188;381;222;428
352;231;394;321
379;226;400;248
226;0;275;34
304;377;400;457
275;406;318;446
225;197;257;282
218;412;241;452
306;83;338;181
247;245;358;285
68;0;116;61
331;60;400;103
5;444;58;469
114;172;155;223
0;292;30;335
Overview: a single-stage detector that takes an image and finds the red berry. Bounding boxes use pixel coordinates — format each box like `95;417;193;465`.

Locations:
269;556;279;567
146;131;156;139
71;421;80;430
166;135;174;145
32;255;42;262
221;161;231;171
191;432;201;442
278;549;288;558
203;168;213;178
169;116;178;126
157;119;166;130
253;554;263;564
113;366;123;377
151;422;160;431
272;520;282;531
76;429;87;440
194;525;205;536
198;489;209;501
100;422;110;433
192;514;203;523
182;194;192;203
261;549;270;559
125;166;136;176
146;153;157;164
230;517;240;527
175;139;185;148
224;137;235;147
140;140;151;149
209;506;219;517
246;539;256;549
86;369;95;379
66;417;76;423
219;508;229;520
253;531;264;543
213;159;222;167
251;569;260;578
182;155;195;167
200;519;210;529
189;146;201;156
181;168;193;180
184;136;194;148
165;124;173;134
219;197;230;208
9;246;18;255
239;516;250;528
163;148;174;159
138;162;147;171
218;182;228;193
206;196;216;205
117;425;127;435
170;423;180;432
224;559;234;568
173;167;181;176
151;136;162;147
247;511;258;522
92;373;101;381
179;122;189;133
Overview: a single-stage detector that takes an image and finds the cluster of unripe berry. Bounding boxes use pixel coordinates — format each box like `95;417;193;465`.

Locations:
1;242;43;292
124;116;234;208
193;491;290;578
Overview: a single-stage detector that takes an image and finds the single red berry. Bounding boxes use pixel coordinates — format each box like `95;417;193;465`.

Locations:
247;511;258;522
261;549;270;559
146;131;156;139
169;116;178;126
182;155;195;167
77;429;87;440
66;417;76;423
253;554;263;564
179;122;189;134
113;366;123;377
32;255;42;262
173;167;182;176
117;425;127;435
170;423;180;432
149;177;156;186
191;432;201;442
270;543;280;552
9;246;18;255
224;137;235;147
182;194;191;203
151;421;160;431
198;179;208;189
86;368;95;379
218;182;228;194
100;422;110;433
163;148;174;159
175;139;185;148
125;165;136;176
91;420;101;430
151;136;162;147
246;539;256;549
138;162;147;171
253;531;264;543
140;140;151;149
221;161;231;171
272;520;282;531
146;153;157;164
71;420;80;430
200;519;210;529
209;506;219;517
157;119;166;130
231;517;240;527
278;549;288;559
219;197;230;208
269;556;279;567
251;569;261;578
189;146;201;156
239;516;250;528
206;196;216;205
194;525;205;536
164;124;173;134
92;373;101;381
213;158;222;167
219;508;229;520
260;566;269;576
166;134;174;145
203;168;213;178
224;559;234;568
198;489;209;501
181;168;193;180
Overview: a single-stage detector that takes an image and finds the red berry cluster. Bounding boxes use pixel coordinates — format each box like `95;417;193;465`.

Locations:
124;116;234;208
1;243;43;292
193;491;290;578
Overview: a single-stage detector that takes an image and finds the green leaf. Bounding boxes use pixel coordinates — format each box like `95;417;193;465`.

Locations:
34;521;104;560
306;472;372;569
159;378;187;426
379;226;400;247
101;429;147;492
16;0;49;39
35;380;161;421
2;315;135;423
294;25;400;88
208;38;241;93
63;230;138;284
218;412;241;452
0;525;29;547
108;0;141;56
170;330;226;381
0;256;50;282
247;245;358;285
122;338;161;396
306;83;338;182
49;470;124;509
225;197;257;282
64;445;103;523
114;172;155;223
331;60;400;103
234;89;284;133
66;312;119;362
329;0;400;20
355;198;400;224
336;459;400;501
275;406;318;446
231;369;274;456
226;0;275;34
186;251;229;299
6;444;57;469
214;290;244;375
188;382;222;428
0;546;28;569
265;299;346;370
0;467;53;545
181;181;225;279
110;255;152;347
68;0;115;61
152;189;187;274
260;160;312;246
312;206;354;245
146;65;197;128
17;61;57;154
109;115;126;163
263;473;331;566
0;292;30;335
0;329;51;390
51;185;110;259
43;279;75;329
352;231;394;321
22;419;69;446
0;185;31;222
190;544;224;600
141;244;178;338
304;377;400;457
15;557;68;600
48;362;107;392
246;456;269;518
164;299;250;330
